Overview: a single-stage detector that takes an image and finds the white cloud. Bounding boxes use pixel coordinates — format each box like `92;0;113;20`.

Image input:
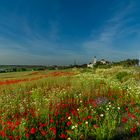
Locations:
82;1;140;61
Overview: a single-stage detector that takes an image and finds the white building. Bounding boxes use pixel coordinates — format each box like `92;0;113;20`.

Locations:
100;59;107;64
93;56;97;65
87;63;93;68
87;56;97;68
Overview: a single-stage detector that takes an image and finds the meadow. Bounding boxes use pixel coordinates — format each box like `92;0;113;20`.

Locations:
0;66;140;140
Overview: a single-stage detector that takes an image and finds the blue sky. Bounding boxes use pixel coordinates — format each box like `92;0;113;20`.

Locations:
0;0;140;65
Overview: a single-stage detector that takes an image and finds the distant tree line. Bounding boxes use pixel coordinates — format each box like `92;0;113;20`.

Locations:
0;65;47;73
0;59;139;73
112;59;139;67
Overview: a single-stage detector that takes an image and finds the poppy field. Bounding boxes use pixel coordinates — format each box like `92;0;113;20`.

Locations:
0;66;140;140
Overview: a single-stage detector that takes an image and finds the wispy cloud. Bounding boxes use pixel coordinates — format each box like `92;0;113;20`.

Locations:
0;0;140;65
0;12;84;65
83;1;140;60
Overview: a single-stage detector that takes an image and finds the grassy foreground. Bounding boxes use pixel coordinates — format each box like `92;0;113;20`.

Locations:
0;67;140;140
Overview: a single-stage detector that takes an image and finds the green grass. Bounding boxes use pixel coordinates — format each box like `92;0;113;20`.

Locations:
0;66;140;139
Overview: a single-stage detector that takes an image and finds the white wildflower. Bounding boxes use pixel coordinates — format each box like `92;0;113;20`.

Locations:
106;108;109;111
68;116;71;120
100;114;104;117
71;126;75;129
75;124;78;128
117;107;120;110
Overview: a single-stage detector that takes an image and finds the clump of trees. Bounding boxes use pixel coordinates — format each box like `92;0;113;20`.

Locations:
113;59;139;67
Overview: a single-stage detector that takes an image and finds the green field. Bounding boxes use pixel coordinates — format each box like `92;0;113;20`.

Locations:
0;66;140;140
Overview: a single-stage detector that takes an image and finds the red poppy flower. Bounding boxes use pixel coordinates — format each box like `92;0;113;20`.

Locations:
126;107;129;111
60;133;67;138
131;114;136;120
82;117;87;121
30;127;36;134
66;112;70;117
16;136;21;140
50;119;54;123
71;110;77;116
67;121;72;126
87;115;92;119
41;131;47;136
25;133;30;138
15;121;21;126
50;127;56;135
134;124;137;128
130;127;136;133
122;117;128;123
9;136;14;140
39;123;47;128
0;130;6;137
78;122;82;125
